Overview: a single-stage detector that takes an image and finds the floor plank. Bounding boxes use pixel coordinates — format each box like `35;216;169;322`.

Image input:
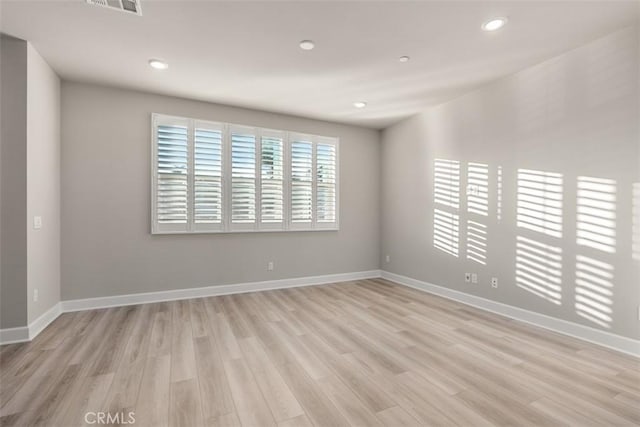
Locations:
0;279;637;426
224;358;277;427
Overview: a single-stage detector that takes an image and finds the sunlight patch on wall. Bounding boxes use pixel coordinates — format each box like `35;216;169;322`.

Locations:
575;255;613;328
434;159;460;209
633;183;640;261
467;162;489;216
516;236;562;305
434;159;461;258
434;209;459;257
576;176;616;253
517;169;563;238
497;166;503;221
467;220;487;265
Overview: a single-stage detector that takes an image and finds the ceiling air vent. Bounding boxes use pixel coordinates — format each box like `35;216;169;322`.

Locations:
86;0;142;16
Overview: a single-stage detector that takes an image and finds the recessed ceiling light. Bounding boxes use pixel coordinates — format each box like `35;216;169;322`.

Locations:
399;56;410;63
482;17;507;31
299;40;315;50
353;101;367;109
148;59;168;70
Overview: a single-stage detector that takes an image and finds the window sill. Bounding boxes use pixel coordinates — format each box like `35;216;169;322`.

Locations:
151;227;339;235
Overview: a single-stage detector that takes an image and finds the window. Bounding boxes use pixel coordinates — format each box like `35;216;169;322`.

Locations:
290;138;313;226
155;117;189;229
152;114;339;234
316;140;337;225
230;126;257;227
260;130;284;226
194;122;223;230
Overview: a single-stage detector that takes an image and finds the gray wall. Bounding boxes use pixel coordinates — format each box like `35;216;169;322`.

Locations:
0;38;61;329
61;82;380;300
1;36;28;329
26;43;61;323
381;26;640;339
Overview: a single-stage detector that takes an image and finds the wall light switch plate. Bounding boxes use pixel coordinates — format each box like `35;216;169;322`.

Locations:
33;216;42;229
471;273;478;284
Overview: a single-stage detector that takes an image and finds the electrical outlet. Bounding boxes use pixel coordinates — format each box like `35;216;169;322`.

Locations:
385;255;390;263
33;216;42;230
465;273;471;283
491;277;498;288
267;261;274;271
471;273;478;284
33;289;39;302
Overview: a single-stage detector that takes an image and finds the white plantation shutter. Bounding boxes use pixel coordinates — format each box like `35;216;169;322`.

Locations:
290;138;313;226
316;139;338;228
260;131;284;227
230;126;257;228
152;114;339;233
194;122;223;231
153;116;190;233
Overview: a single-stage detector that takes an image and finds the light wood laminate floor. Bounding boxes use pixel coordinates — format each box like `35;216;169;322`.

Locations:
1;279;639;426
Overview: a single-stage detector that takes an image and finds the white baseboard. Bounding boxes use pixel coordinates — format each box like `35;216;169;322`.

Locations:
61;270;382;312
29;303;62;340
0;302;62;345
1;270;380;345
4;268;638;358
0;326;29;345
381;270;640;357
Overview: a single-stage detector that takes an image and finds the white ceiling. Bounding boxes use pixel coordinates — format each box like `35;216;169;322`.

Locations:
1;1;638;129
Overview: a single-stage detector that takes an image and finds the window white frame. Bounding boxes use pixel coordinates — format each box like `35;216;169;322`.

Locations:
151;113;339;234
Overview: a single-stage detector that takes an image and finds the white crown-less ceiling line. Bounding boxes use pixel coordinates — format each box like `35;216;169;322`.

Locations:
1;1;637;129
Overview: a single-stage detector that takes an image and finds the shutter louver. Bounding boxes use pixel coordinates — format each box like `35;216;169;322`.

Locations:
316;142;337;224
291;140;313;223
261;135;284;224
194;127;223;226
231;129;257;224
156;124;189;227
